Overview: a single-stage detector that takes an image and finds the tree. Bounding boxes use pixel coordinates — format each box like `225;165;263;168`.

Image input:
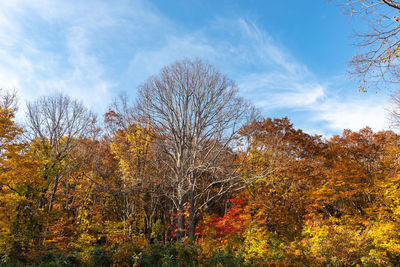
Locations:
24;94;96;247
135;59;253;241
0;90;44;261
26;94;96;213
0;90;20;159
106;109;161;242
239;117;325;240
301;128;400;266
339;0;400;89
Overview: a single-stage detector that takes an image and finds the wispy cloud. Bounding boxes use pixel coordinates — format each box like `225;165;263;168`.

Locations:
127;35;217;88
0;0;151;113
224;20;390;134
0;0;390;135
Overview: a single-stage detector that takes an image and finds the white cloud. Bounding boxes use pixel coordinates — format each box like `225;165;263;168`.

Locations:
0;1;390;135
127;34;217;87
236;19;310;76
228;20;390;134
0;0;154;114
312;94;390;132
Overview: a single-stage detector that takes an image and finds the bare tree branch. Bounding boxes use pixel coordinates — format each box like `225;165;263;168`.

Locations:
135;58;255;240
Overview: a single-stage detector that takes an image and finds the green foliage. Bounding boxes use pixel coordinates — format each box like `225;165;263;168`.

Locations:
37;250;80;267
139;243;199;267
205;250;246;267
86;247;113;267
0;250;80;267
110;243;141;266
152;219;163;242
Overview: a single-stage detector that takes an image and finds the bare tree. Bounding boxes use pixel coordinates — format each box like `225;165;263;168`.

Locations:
0;89;18;112
26;94;96;213
0;89;19;169
390;90;400;126
135;59;255;241
338;0;400;89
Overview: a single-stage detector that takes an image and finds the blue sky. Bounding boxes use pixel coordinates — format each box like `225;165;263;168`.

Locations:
0;0;392;136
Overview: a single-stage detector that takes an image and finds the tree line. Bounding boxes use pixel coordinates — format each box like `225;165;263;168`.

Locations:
2;59;400;266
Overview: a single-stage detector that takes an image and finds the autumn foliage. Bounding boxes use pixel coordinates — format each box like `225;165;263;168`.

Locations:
2;84;400;266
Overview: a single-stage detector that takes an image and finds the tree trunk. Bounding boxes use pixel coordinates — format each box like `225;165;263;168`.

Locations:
176;205;185;241
144;211;153;243
48;177;60;212
188;187;196;241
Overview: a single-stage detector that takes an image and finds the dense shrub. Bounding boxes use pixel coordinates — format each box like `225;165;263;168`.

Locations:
111;243;141;266
204;250;246;267
87;247;113;267
38;250;80;267
139;242;199;267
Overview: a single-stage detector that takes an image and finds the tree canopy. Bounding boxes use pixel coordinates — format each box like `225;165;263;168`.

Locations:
2;59;400;266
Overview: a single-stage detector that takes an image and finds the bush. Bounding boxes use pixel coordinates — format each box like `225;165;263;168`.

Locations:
204;250;246;267
111;243;141;266
139;242;199;267
88;247;113;267
36;250;80;267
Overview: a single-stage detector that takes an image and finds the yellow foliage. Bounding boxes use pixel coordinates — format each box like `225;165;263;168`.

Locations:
301;219;371;266
241;226;286;265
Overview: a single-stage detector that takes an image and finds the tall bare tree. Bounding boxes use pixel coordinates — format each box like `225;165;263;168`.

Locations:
135;59;254;241
26;94;96;213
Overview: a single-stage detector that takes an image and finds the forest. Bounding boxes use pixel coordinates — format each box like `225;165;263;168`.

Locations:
1;59;400;266
3;0;400;266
